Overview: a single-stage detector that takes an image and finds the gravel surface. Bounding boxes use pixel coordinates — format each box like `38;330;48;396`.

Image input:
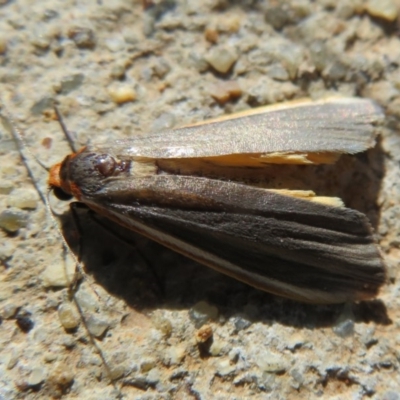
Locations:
1;1;400;399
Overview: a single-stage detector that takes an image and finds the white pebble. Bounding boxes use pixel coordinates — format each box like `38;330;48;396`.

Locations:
108;85;136;104
28;367;47;386
205;46;238;73
366;0;399;21
58;303;80;330
7;188;38;210
41;256;75;288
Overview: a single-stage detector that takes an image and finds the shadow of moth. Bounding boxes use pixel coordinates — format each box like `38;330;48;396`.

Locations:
49;97;386;304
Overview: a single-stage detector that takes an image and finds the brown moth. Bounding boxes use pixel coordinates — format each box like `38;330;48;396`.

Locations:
48;97;386;304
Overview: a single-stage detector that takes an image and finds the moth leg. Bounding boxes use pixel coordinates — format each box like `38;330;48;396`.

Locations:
87;211;166;299
69;202;88;263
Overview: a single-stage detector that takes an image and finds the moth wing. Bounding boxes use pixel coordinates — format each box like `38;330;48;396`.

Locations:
100;97;383;164
87;175;386;304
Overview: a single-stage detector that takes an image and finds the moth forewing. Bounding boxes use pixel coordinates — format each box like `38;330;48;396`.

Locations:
82;176;385;304
48;97;386;304
95;97;382;161
84;97;383;181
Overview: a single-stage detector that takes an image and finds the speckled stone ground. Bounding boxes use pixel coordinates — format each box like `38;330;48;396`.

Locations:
1;1;400;399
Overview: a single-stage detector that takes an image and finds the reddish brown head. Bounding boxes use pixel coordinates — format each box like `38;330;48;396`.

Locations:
48;148;87;201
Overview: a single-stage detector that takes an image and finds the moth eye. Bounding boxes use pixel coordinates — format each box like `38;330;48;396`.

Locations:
95;154;116;177
53;186;73;201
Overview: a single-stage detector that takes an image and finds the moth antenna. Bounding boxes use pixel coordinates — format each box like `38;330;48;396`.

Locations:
53;104;79;153
2;100;123;398
1;101;49;204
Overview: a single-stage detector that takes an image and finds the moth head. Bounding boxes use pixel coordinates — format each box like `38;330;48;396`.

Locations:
48;148;130;200
48;156;76;200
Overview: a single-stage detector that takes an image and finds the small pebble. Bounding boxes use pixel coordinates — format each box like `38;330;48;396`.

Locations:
110;62;127;80
47;364;74;394
290;368;304;384
233;372;255;386
2;303;19;319
0;37;7;54
205;27;219;43
28;367;46;386
151;112;176;132
86;315;110;338
217;15;241;33
146;368;160;386
7;188;38;210
143;12;156;37
124;375;149;390
169;368;188;380
360;327;378;348
189;301;218;327
266;63;289;81
108;364;127;381
232;315;252;332
256;351;288;373
58;303;80;330
67;26;96;49
215;359;236;376
16;314;34;333
290;368;304;389
41;137;52;149
0;181;13;195
6;350;19;370
365;0;399;21
309;40;332;72
228;348;240;363
333;318;355;338
43;352;58;363
333;303;355;338
42;9;59;21
105;36;125;52
108;85;137;104
41;256;75;288
0;208;28;233
264;5;289;30
30;97;54;115
204;46;238;73
31;33;51;51
61;337;76;350
140;358;157;373
188;51;209;72
356;16;383;41
209;80;242;104
382;391;400;400
152;57;171;78
74;287;99;312
58;74;85;95
141;66;153;82
152;314;173;337
0;240;16;261
322;60;348;81
195;324;213;343
286;332;307;351
247;78;298;105
335;0;361;19
163;345;186;366
209;339;224;357
363;81;399;105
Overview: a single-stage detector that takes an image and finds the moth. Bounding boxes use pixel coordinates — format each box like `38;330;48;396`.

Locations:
49;97;386;304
